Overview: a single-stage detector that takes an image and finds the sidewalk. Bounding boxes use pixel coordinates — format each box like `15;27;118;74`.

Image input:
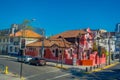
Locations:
47;61;120;74
0;72;21;80
0;55;119;74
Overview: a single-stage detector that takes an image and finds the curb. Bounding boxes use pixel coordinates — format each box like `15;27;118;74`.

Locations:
0;55;17;59
55;65;68;70
86;62;119;73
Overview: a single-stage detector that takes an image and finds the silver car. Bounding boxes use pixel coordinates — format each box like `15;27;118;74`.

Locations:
17;55;32;63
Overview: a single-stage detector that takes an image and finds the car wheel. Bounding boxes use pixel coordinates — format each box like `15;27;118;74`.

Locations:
41;61;46;66
36;63;39;66
28;62;31;65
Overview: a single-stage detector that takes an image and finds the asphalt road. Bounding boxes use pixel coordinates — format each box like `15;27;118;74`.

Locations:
67;63;120;80
0;56;120;80
0;57;74;80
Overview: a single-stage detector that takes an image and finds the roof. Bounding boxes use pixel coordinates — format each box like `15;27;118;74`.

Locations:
27;38;72;48
101;32;115;38
10;30;42;38
50;30;86;39
0;29;10;36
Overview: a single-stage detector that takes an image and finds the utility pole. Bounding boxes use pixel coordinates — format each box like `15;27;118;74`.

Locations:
59;36;66;68
39;28;45;58
119;45;120;62
108;32;111;65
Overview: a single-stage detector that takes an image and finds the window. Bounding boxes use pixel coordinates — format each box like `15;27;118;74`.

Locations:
15;47;18;52
10;46;13;52
3;38;5;42
10;38;13;42
52;50;55;53
59;50;62;53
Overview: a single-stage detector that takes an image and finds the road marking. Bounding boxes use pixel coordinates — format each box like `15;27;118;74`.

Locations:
26;69;60;79
45;73;71;80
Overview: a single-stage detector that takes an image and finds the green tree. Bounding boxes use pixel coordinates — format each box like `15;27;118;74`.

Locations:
93;42;98;51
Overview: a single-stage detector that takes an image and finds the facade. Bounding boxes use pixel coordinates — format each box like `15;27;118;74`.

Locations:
115;23;120;59
28;28;106;66
26;38;72;62
99;32;116;57
51;28;94;59
0;24;23;55
0;29;10;55
0;23;42;56
8;30;41;56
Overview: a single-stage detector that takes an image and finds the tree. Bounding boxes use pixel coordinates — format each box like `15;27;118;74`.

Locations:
101;47;107;56
93;42;98;51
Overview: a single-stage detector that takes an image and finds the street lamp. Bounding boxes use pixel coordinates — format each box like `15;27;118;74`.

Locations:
19;19;35;79
40;28;45;58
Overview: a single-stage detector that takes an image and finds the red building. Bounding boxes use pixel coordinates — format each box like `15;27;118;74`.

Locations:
26;38;73;62
26;28;106;66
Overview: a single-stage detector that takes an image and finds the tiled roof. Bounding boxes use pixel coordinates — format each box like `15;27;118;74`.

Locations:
10;30;42;38
27;38;72;48
50;30;86;39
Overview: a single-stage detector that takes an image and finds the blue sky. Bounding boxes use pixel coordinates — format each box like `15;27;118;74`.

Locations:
0;0;120;36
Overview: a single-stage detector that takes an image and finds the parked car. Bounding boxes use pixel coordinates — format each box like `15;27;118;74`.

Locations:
24;55;33;63
29;57;46;66
17;55;32;63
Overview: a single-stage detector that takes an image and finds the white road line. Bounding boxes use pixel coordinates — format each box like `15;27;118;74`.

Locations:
45;73;71;80
26;69;60;79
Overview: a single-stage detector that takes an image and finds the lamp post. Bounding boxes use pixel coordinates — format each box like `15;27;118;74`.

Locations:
40;28;45;58
19;19;35;79
108;32;111;65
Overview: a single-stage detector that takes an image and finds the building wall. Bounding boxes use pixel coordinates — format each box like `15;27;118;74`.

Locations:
0;37;9;55
8;37;39;56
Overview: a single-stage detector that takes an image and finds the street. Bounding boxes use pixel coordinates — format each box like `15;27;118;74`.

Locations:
0;56;73;80
0;56;120;80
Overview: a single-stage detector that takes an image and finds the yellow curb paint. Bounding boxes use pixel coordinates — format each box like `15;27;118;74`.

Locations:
55;66;68;70
87;62;119;73
20;77;25;80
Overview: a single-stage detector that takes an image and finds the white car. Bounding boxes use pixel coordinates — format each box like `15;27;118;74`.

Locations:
17;55;32;63
24;55;33;63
